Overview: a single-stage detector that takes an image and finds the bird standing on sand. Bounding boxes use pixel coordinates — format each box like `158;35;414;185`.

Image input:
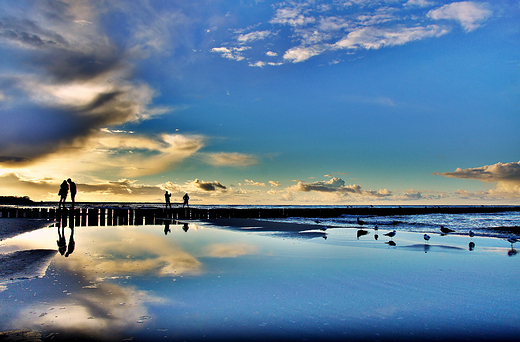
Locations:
424;234;431;243
357;217;367;225
469;230;475;238
440;226;455;234
384;230;396;240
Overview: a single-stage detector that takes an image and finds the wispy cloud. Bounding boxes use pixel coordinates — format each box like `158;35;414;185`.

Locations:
210;1;491;66
205;152;258;167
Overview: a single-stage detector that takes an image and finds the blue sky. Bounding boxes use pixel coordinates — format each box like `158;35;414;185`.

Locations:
0;0;519;204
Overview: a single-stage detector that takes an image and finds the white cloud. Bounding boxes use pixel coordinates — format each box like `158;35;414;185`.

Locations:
238;30;272;43
211;46;250;61
270;7;316;27
405;0;433;8
269;180;280;187
283;45;325;63
333;25;449;50
286;177;392;198
245;179;266;186
427;2;492;32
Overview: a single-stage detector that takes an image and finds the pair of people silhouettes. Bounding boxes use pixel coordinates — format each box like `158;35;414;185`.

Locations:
58;178;77;208
164;191;189;208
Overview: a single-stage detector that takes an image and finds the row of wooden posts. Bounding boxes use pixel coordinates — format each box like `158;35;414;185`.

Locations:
0;207;202;226
2;205;519;227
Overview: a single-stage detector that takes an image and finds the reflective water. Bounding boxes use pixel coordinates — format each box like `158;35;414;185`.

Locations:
1;219;519;341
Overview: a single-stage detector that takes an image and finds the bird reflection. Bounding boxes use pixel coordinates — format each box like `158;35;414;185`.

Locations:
386;240;396;247
374;233;379;241
508;248;517;257
423;244;430;253
164;221;171;235
357;229;369;240
183;223;189;232
469;241;475;251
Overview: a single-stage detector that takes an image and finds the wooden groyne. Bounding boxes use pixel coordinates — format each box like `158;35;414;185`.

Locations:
0;205;519;227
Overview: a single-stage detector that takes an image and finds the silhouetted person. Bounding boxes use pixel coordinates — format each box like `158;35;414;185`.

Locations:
58;180;68;208
183;193;189;208
165;191;172;209
183;223;189;232
67;178;77;207
164;221;171;235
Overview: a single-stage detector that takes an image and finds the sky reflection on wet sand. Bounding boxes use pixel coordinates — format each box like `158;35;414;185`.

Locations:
1;221;519;341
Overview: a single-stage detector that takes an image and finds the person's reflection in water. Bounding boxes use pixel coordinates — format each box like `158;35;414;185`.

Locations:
182;223;189;232
469;241;476;251
164;221;171;235
64;212;75;257
57;216;66;256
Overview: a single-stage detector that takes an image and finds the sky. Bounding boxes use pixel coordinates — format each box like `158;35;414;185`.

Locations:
0;0;519;205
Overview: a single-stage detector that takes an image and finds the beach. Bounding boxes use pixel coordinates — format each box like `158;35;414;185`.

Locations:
0;213;519;341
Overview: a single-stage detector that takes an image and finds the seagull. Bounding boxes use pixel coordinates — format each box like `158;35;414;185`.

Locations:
374;224;378;231
469;230;475;238
384;230;396;239
440;226;455;234
320;226;328;232
357;217;367;225
423;234;431;243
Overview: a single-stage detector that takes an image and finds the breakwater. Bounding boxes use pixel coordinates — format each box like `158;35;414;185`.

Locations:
1;205;519;227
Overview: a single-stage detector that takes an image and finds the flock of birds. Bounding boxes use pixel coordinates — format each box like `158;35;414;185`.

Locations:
313;217;519;250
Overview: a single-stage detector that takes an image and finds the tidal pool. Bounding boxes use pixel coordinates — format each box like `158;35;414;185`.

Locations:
0;219;519;341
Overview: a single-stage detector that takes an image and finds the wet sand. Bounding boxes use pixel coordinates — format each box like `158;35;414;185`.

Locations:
201;218;319;231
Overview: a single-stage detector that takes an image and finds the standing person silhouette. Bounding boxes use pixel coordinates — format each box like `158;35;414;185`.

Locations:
67;178;77;208
58;180;68;208
183;193;190;208
164;191;172;209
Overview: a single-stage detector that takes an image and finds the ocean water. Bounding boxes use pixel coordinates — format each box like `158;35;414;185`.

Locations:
1;208;519;341
258;209;520;239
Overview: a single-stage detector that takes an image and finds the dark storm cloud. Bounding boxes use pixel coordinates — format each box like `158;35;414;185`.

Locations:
193;179;227;192
0;1;162;165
